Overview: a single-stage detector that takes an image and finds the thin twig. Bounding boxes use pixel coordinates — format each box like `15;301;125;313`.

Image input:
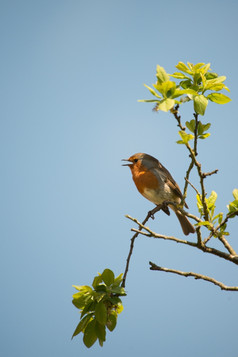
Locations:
149;262;238;291
187;143;209;221
183;161;195;204
202;169;219;178
121;205;164;287
173;104;185;130
193;112;199;157
185;177;200;196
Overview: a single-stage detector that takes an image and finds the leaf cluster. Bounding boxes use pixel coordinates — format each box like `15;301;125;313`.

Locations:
177;120;211;145
72;269;126;348
196;191;224;235
196;190;238;237
227;189;238;216
139;62;231;115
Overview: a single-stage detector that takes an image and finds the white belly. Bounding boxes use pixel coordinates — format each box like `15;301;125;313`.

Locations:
143;184;181;205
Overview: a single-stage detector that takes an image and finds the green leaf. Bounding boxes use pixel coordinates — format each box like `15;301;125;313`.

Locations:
113;273;123;287
199;133;210;139
187;62;194;71
95;301;107;325
205;72;218;80
232;189;238;200
106;312;117;332
144;84;161;98
154;81;176;97
177;130;194;145
99;339;104;347
81;301;96;318
176;62;192;74
204;76;228;91
173;88;198;99
207;191;217;209
213;213;223;224
108;296;122;305
83;319;98;348
164;82;177;97
207;93;231;104
202;123;211;132
72;295;91;309
94;284;107;293
71;313;93;339
193;72;202;85
185;120;195;132
72;285;93;294
193;62;206;71
95;321;106;342
169;72;189;79
227;201;238;213
196;221;212;228
180;79;193;89
102;269;115;286
196;122;211;138
110;286;126;295
196;194;203;214
194;94;208;115
156;65;170;83
92;275;103;289
138;99;160;103
158;98;175;111
200;63;211;74
211;75;226;83
206;83;225;91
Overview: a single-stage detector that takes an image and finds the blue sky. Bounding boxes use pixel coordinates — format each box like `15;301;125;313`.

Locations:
1;1;238;356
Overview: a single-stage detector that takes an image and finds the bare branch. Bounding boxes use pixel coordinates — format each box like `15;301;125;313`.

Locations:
149;261;238;291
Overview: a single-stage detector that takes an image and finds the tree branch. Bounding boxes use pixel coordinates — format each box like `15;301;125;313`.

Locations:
149;261;238;291
126;215;238;265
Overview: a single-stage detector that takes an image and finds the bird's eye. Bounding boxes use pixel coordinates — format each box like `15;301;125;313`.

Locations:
134;159;138;163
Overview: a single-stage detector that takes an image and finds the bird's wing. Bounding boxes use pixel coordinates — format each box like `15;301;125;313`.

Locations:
152;162;184;201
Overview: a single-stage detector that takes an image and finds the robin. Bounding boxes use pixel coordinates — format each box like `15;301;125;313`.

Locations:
122;153;195;236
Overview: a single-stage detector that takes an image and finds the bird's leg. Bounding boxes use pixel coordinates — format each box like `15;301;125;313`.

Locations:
161;201;171;216
148;204;163;219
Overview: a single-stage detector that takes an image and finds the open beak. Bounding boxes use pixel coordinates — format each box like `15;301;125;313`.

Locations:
121;159;132;167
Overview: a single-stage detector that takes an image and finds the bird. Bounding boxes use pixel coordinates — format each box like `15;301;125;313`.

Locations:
122;153;195;236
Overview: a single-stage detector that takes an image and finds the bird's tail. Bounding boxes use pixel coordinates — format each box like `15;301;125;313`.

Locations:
170;205;195;236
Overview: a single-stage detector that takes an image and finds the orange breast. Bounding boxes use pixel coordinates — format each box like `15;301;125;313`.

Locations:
131;166;159;195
